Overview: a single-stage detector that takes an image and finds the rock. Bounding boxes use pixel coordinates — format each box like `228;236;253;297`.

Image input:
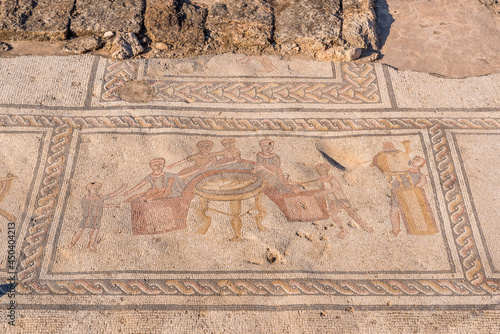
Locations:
0;41;11;51
155;42;170;51
145;0;207;52
144;0;179;44
103;31;115;39
141;35;152;45
316;46;362;61
180;2;208;47
274;0;343;53
205;0;273;52
342;0;379;50
0;0;380;61
0;0;73;41
111;32;145;59
71;0;144;36
63;36;103;54
343;47;363;61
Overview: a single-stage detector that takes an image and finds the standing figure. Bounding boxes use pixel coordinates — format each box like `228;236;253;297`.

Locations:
302;163;374;239
215;138;242;166
168;140;216;179
67;182;126;251
372;141;438;236
124;158;183;202
389;156;438;236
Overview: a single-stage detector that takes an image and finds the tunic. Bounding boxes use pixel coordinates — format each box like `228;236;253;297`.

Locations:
256;152;281;170
217;148;241;165
78;194;110;229
179;153;215;177
389;172;423;207
256;152;289;193
314;176;349;212
143;172;184;198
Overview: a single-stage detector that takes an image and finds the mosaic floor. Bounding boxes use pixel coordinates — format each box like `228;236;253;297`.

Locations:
1;54;500;331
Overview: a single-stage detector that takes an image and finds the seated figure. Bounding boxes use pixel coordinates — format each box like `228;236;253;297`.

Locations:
124;158;183;202
215;138;242;166
254;139;294;193
168;140;217;180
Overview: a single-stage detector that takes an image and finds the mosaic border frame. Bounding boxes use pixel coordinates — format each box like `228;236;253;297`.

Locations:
0;114;498;299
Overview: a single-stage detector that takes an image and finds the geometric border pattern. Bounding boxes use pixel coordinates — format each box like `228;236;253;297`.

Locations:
99;60;383;105
2;115;500;130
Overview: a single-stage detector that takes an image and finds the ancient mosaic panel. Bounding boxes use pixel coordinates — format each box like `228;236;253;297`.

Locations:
0;55;499;313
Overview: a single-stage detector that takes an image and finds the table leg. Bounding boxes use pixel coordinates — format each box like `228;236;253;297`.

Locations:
229;200;244;241
196;197;212;235
254;192;268;231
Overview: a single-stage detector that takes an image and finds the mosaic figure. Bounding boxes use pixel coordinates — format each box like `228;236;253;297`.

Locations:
215;138;242;166
372;142;438;236
124;158;183;202
301;163;374;239
254;139;291;193
67;182;126;251
168;140;217;179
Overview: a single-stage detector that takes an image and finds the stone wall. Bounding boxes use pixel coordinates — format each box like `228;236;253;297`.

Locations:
0;0;379;60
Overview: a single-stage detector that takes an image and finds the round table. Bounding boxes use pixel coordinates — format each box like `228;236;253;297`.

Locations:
194;171;268;241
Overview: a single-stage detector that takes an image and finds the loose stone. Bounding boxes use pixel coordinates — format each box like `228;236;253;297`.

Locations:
316;46;362;61
111;32;145;59
63;36;103;54
155;42;170;51
103;31;115;39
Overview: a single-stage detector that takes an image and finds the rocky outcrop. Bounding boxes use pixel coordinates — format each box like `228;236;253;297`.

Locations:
144;0;207;54
205;0;274;53
0;0;73;41
342;0;378;50
0;0;380;60
274;0;343;54
71;0;144;36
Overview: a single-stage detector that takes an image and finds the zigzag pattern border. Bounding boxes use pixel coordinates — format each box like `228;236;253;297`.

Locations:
4;115;500;296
